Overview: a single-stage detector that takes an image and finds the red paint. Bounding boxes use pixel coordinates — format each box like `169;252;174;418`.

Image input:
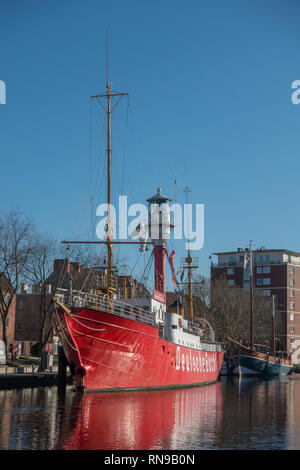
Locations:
154;245;166;293
153;289;166;303
51;307;224;392
63;382;224;449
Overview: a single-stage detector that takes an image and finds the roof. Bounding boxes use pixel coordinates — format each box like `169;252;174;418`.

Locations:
213;249;300;256
166;291;179;307
0;272;13;290
146;187;172;204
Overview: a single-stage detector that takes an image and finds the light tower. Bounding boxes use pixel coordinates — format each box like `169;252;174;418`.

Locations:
147;188;172;300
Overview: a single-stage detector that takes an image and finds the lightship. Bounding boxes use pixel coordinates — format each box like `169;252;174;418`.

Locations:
51;76;223;393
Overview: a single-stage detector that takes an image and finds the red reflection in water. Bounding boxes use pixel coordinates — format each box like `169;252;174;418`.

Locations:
63;382;223;450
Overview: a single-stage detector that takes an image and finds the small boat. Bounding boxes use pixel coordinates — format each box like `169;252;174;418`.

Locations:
228;242;293;377
219;360;259;377
228;339;292;377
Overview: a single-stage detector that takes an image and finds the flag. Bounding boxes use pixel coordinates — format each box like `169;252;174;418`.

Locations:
130;221;149;240
272;295;275;317
180;269;185;283
130;222;142;238
177;265;183;276
169;250;176;286
244;251;249;270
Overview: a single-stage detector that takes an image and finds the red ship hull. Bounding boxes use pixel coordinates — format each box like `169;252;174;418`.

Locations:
52;306;224;392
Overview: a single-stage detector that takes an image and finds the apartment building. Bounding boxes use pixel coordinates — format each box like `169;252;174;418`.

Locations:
211;248;300;356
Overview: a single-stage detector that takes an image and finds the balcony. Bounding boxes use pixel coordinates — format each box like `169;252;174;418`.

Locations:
211;259;300;268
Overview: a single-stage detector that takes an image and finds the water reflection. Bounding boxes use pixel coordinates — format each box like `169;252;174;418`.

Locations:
62;383;223;450
218;376;291;449
0;377;299;449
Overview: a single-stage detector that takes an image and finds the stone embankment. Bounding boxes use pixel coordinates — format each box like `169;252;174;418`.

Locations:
0;357;72;389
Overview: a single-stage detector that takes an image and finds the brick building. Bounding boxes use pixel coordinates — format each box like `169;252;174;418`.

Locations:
14;258;150;354
45;258;150;299
211;248;300;356
14;286;53;355
0;274;16;351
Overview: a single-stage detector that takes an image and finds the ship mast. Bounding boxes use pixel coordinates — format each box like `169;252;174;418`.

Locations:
90;42;128;299
59;40;155;304
106;82;113;293
105;32;113;290
182;186;198;321
249;240;254;351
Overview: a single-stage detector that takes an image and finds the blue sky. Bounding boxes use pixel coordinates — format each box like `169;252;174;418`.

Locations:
1;0;300;286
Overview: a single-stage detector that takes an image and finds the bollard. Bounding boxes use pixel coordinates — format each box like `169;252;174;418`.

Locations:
58;346;68;387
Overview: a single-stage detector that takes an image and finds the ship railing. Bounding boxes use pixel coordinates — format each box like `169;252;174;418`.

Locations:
183;318;216;343
95;274;119;291
54;288;156;326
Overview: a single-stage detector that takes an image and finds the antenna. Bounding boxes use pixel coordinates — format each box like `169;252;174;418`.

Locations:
183;185;192;253
173;159;177;203
173;165;178;228
106;29;109;88
183;185;191;203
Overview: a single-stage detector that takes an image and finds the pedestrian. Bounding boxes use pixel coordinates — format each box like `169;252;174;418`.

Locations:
9;343;13;363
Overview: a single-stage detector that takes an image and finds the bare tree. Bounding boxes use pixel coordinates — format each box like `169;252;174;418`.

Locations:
24;234;59;361
0;209;34;355
190;274;273;351
211;276;273;350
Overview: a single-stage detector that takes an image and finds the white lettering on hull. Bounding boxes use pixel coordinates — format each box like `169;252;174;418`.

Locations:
175;346;217;374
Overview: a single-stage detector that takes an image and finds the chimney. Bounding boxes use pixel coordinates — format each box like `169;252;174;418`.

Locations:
32;284;40;294
54;258;71;274
71;262;81;273
21;283;28;294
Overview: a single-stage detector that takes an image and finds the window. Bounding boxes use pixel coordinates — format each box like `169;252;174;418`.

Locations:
239;255;244;262
227;268;235;275
290;302;295;310
6;317;9;328
290;325;295;333
290;290;295;298
265;255;270;263
227;279;235;286
256;278;263;286
290;267;295;274
16;322;22;331
257;267;270;274
263;290;271;296
263;278;271;285
290;313;295;321
290;278;295;286
290;338;295;344
4;294;11;307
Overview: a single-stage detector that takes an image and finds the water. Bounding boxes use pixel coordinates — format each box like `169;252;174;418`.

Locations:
0;375;300;450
